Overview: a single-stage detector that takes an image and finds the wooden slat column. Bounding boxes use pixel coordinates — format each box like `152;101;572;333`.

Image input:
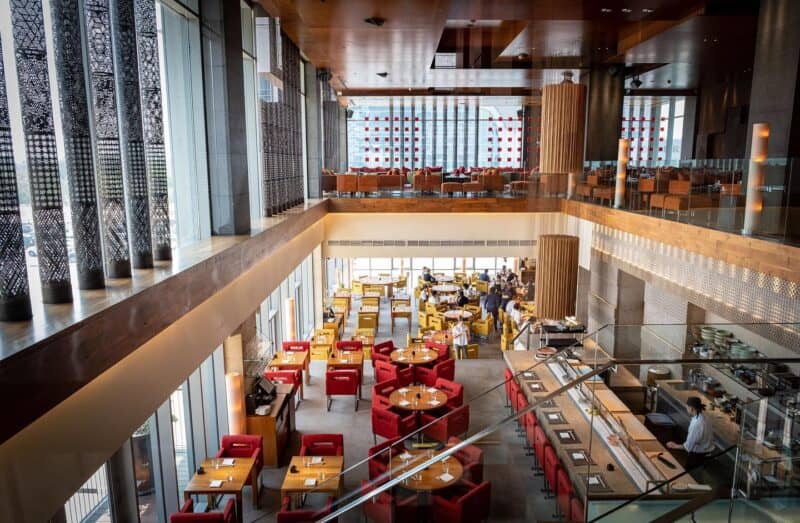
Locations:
539;73;587;177
534;234;579;320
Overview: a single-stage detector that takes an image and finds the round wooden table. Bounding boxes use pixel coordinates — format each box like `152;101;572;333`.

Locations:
388;385;448;412
431;284;460;294
443;309;473;320
360;277;402;297
390;347;438;365
433;274;455;283
389;449;464;491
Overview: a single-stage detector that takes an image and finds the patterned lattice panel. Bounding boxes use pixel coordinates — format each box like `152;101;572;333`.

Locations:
134;0;170;259
0;37;32;319
50;0;105;288
10;0;73;302
85;0;131;277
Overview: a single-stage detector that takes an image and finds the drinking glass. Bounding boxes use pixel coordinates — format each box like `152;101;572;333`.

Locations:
214;459;220;470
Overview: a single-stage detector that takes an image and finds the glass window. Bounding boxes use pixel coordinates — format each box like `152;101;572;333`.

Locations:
170;383;194;494
243;55;262;222
134;415;160;523
63;464;111;523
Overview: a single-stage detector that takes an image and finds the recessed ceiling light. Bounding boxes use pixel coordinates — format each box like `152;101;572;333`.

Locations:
601;8;612;13
364;16;386;27
621;8;632;14
376;72;388;78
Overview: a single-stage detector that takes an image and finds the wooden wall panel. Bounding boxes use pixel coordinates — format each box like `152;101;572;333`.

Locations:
535;234;579;319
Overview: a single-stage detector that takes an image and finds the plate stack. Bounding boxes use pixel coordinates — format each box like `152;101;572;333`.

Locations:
713;329;732;347
699;326;716;344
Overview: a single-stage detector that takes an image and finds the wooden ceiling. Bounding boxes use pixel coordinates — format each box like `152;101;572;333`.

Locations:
257;0;760;94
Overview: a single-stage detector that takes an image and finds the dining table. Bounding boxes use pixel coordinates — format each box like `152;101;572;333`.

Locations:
389;385;449;442
280;455;344;508
431;284;460;294
183;456;257;523
390;347;438;366
268;350;310;385
443;309;473;321
389;448;464;491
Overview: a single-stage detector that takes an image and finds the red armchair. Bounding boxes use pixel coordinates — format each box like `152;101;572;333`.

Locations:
335;340;363;352
557;467;573;518
375;360;413;386
277;496;333;523
570;496;586;522
170;499;235;523
434;378;463;408
372;340;396;368
534;426;548;473
264;369;303;401
431;480;491;523
216;435;262;507
421;405;470;442
415;358;455;387
367;436;404;480
425;341;451;363
447;437;484;483
544;444;560;496
503;368;514;407
372;405;417;444
373;379;399;409
360;480;418;523
300;433;344;457
282;341;310;352
326;369;361;411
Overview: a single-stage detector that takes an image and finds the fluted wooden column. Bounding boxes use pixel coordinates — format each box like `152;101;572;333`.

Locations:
534;235;579;320
539;73;587;176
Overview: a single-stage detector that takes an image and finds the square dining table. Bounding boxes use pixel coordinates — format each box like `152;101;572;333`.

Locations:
280;456;344;508
183;456;256;523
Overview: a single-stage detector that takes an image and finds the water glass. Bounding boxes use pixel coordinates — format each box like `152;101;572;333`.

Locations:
214;459;220;470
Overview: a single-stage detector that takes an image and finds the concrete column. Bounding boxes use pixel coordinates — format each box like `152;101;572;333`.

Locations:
107;442;139;523
339;105;348;172
584;68;625;162
200;0;250;235
305;64;323;197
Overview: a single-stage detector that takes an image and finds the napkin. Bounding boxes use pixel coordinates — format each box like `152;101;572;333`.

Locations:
398;452;413;461
304;479;317;487
428;399;441;406
221;458;235;466
399;400;411;407
281;359;290;363
438;473;455;482
523;372;534;378
571;452;584;460
209;480;223;488
426;387;438;393
559;431;571;439
398;357;407;361
588;477;600;486
311;457;324;465
548;414;559;420
398;388;409;393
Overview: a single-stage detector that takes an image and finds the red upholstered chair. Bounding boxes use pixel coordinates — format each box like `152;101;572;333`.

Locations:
373;379;399;409
515;390;528;414
216;435;262;506
447;436;484;483
326;369;360;411
421;405;470;442
372;340;396;368
415;358;455;387
282;341;310;352
523;411;538;459
360;479;418;523
534;426;548;474
425;341;451;363
431;480;491;523
570;496;586;522
264;369;303;401
557;467;573;518
375;360;413;386
372;405;417;444
336;340;363;352
276;496;333;523
434;358;456;381
170;499;235;522
413;364;437;387
300;433;344;457
367;436;405;480
544;444;560;496
435;378;464;408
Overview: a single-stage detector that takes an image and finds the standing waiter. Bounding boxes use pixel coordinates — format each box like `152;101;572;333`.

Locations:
667;396;716;469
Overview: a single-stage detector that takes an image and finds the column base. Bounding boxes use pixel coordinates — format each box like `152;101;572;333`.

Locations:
107;259;132;279
0;294;33;321
153;245;172;261
41;281;74;304
132;253;154;270
78;269;106;290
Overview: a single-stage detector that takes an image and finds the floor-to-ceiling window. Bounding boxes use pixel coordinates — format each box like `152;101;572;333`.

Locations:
241;1;262;222
158;0;210;248
621;96;687;168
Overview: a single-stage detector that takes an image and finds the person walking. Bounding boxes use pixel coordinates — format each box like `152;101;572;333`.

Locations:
484;287;502;333
451;316;470;359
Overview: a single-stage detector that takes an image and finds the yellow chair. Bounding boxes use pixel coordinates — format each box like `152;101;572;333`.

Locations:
362;296;380;308
498;308;506;325
378;273;391;278
425;302;438;315
465;343;479;359
474;280;489;294
333;297;350;317
464;304;480;316
471;314;492;339
429;315;445;331
358;312;378;330
352;281;364;295
354;327;375;338
364;284;385;297
414;286;421;299
397;275;407;292
418;311;428;328
454;272;466;284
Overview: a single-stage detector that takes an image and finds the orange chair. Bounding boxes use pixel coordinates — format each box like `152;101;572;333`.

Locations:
358;174;379;195
336;174;358;195
441;182;462;196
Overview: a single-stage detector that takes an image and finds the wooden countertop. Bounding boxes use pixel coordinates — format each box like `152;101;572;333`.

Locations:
505;352;691;500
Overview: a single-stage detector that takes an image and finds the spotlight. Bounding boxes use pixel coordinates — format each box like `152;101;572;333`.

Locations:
631;77;643;88
364;16;386;27
376;72;388;78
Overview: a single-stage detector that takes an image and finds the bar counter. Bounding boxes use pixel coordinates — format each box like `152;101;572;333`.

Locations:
505;351;696;501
